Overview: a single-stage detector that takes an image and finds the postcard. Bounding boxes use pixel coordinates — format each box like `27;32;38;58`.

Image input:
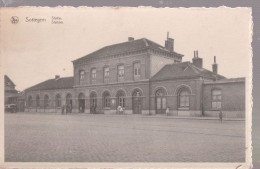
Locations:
0;6;252;169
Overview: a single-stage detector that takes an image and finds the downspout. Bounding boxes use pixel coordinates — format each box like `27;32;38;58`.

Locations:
201;77;204;116
148;49;151;115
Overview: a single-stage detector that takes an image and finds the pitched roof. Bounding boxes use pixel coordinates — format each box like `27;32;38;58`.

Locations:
73;38;183;63
151;62;226;81
25;77;74;92
5;75;15;87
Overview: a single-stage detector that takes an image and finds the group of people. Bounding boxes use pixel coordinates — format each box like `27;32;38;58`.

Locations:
61;104;224;123
61;103;72;115
117;105;124;114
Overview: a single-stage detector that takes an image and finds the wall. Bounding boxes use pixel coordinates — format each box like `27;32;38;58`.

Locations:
150;54;175;78
203;80;245;118
24;88;74;113
24;82;150;115
150;78;203;116
74;81;150;115
74;52;149;86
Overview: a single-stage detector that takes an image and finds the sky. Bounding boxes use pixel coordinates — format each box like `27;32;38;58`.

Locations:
1;7;252;91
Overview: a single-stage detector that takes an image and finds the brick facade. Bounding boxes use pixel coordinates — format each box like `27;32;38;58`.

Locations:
23;36;245;118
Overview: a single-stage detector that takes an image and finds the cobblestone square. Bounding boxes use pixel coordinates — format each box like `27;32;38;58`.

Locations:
5;113;245;162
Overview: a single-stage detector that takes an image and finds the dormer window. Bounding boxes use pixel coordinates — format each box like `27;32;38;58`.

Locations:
91;68;96;84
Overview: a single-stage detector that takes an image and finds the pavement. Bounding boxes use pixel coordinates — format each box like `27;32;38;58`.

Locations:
5;112;246;162
12;111;245;121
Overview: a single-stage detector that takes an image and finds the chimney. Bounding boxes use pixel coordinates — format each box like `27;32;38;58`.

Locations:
128;37;134;42
212;56;218;74
192;50;203;68
165;32;174;52
55;75;60;80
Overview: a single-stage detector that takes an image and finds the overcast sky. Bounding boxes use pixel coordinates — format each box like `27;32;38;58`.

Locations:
1;7;252;91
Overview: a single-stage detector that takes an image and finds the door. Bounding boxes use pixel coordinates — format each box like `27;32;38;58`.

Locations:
156;97;166;114
132;90;142;114
155;89;167;114
79;99;85;113
90;92;97;114
78;93;85;113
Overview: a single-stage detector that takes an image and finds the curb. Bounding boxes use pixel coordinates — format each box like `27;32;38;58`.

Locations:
10;112;245;121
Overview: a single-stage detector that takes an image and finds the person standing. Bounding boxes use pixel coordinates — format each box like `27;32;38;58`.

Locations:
166;107;169;116
62;105;65;115
65;104;69;115
219;110;223;123
117;105;121;114
119;106;124;115
69;103;72;114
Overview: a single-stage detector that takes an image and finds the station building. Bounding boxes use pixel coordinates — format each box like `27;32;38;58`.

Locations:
4;75;18;106
23;35;245;118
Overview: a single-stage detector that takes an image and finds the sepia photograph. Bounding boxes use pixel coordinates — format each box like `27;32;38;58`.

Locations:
0;6;252;168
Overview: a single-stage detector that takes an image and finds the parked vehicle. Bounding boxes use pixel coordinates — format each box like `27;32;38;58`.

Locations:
5;104;17;113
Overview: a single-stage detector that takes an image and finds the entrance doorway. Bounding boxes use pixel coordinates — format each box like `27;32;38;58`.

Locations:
90;92;97;114
132;89;142;114
155;88;167;114
66;93;73;113
78;93;85;113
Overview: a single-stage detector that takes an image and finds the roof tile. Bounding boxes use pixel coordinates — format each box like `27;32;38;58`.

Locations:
73;38;183;62
151;62;225;81
25;77;74;91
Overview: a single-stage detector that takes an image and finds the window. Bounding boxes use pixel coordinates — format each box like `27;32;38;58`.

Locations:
155;89;167;114
104;67;109;83
117;91;126;108
179;89;190;108
36;95;40;107
80;70;85;81
134;62;141;80
55;94;61;108
103;91;110;108
212;89;222;109
28;96;33;107
44;95;49;107
91;68;96;84
118;65;124;82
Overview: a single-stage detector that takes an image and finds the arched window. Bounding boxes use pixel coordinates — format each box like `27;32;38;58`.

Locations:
116;90;126;108
78;93;85;100
103;91;110;108
28;96;33;107
178;88;190;108
66;93;72;106
44;95;49;107
212;89;222;109
155;88;167;114
36;95;40;107
55;94;61;108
